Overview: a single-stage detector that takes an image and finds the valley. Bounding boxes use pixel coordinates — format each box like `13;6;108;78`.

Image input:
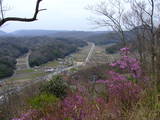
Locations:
0;42;95;100
0;30;122;119
0;0;159;119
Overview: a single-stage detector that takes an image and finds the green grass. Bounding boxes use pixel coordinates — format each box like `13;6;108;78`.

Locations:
10;77;28;81
10;72;47;81
30;72;47;79
70;68;78;72
42;61;59;67
29;93;59;109
16;69;35;74
10;77;30;81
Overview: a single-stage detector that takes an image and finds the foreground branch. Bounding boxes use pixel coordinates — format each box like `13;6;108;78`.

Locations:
0;0;45;26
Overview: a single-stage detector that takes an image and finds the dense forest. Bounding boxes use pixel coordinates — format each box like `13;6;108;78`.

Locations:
0;42;28;78
86;30;137;45
0;36;87;79
29;38;87;67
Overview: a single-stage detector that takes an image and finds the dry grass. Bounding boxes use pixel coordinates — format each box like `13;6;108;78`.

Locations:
123;89;160;120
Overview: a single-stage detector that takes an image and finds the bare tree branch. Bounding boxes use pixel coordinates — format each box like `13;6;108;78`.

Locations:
0;0;45;26
87;0;127;46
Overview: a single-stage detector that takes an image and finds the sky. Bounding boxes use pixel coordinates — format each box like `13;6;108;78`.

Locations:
0;0;106;32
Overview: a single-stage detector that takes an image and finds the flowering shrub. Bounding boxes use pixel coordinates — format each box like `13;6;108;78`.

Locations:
58;94;107;120
11;110;40;120
34;93;108;120
61;94;86;120
110;48;142;79
98;48;143;108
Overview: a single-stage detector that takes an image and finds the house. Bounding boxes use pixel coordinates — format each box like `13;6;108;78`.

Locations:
45;68;55;73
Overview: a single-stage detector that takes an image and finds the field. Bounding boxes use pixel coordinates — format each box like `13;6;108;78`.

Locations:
89;44;120;65
72;43;93;62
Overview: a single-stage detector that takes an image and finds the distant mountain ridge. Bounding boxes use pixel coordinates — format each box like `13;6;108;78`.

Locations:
0;29;137;45
6;30;107;37
9;30;60;36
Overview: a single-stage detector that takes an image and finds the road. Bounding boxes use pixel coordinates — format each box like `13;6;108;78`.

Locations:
0;51;31;83
84;42;95;65
0;43;95;103
16;51;31;69
26;51;31;69
47;42;95;80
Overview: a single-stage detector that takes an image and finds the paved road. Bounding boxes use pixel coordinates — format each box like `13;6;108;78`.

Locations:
0;43;95;103
84;42;95;65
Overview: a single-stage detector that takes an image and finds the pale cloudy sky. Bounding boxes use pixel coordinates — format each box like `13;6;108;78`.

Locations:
0;0;105;32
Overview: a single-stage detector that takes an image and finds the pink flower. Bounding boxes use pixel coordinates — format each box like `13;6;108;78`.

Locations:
96;98;105;104
110;63;117;67
11;110;39;120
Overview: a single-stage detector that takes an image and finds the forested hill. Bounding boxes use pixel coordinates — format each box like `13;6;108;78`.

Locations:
28;37;87;67
0;36;87;79
6;30;136;45
0;43;28;79
8;30;105;39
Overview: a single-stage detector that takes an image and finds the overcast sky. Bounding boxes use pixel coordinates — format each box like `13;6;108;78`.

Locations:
0;0;106;32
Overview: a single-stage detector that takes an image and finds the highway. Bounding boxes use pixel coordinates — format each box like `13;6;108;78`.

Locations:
0;43;95;103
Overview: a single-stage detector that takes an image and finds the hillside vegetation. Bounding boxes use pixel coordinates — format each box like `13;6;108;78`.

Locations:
11;48;160;120
0;43;28;78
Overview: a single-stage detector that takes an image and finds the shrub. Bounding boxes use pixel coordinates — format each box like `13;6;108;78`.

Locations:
106;43;123;54
11;109;40;120
29;93;59;109
44;94;108;120
97;71;142;110
41;75;68;99
98;48;144;110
